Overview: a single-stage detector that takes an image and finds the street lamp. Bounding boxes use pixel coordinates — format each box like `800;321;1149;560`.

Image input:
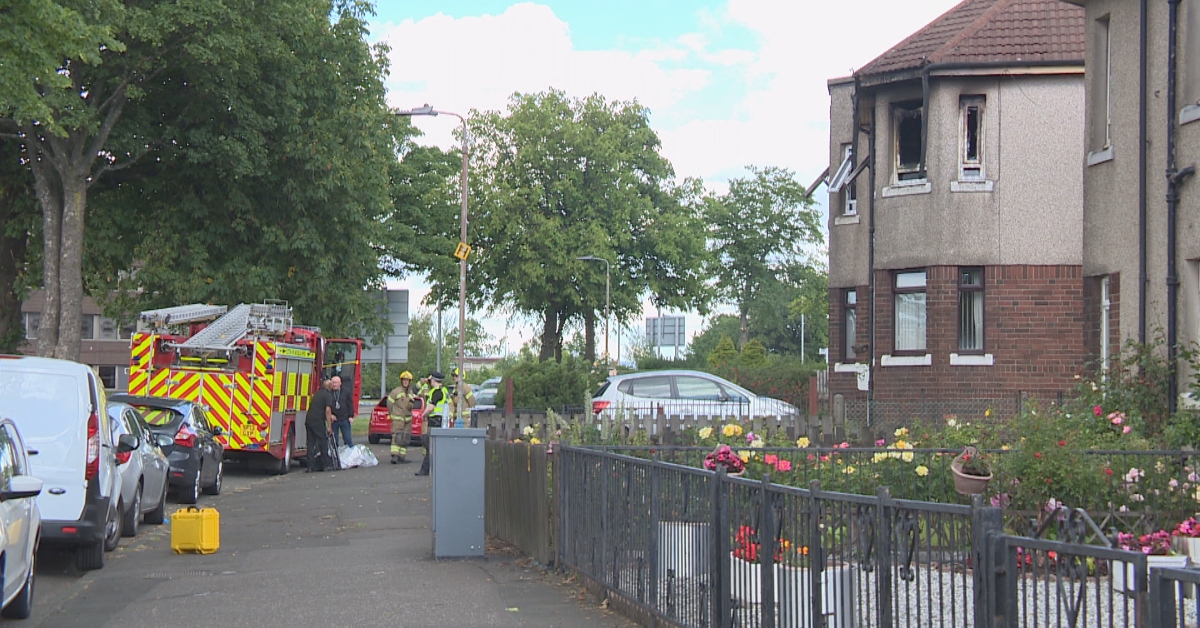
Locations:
397;104;469;426
576;255;610;365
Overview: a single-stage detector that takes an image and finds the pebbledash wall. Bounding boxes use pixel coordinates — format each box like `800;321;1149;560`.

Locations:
830;265;1086;412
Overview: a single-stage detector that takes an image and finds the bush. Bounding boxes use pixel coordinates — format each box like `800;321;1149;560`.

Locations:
710;356;820;409
493;355;606;411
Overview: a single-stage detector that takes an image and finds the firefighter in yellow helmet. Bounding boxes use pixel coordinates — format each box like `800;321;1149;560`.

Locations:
448;367;476;427
385;371;417;464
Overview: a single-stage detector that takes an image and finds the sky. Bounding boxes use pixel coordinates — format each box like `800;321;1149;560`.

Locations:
368;0;963;360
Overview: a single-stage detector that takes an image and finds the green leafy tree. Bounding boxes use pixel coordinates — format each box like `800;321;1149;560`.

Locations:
705;166;823;345
0;138;39;351
468;89;710;364
80;1;402;341
707;334;739;370
739;338;769;367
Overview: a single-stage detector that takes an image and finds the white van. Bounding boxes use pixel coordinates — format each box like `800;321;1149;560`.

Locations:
0;356;126;571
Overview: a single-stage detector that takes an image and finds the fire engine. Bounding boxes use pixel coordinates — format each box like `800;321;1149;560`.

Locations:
127;302;362;474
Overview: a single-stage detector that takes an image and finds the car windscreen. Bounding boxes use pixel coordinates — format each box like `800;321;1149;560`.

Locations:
476;389;496;405
0;370;81;438
130;406;186;432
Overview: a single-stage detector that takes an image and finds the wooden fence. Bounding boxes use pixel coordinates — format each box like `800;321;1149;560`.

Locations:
484;440;556;566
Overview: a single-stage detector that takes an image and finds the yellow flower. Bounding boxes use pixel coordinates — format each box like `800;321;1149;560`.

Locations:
1001;444;1011;451
699;427;714;440
985;408;992;418
723;424;744;438
738;450;751;462
797;437;811;448
901;452;914;463
894;427;909;438
915;465;929;477
873;452;888;463
530;437;542;445
843;465;857;475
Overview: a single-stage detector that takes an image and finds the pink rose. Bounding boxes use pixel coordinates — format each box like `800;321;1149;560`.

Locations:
875;439;886;446
776;459;793;472
1094;405;1103;416
1111;415;1123;425
764;454;778;464
1123;426;1132;434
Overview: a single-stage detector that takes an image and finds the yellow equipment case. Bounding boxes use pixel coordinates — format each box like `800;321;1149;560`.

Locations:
171;507;220;554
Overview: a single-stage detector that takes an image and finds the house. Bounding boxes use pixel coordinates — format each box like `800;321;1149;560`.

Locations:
1062;0;1200;410
825;0;1088;431
18;290;135;390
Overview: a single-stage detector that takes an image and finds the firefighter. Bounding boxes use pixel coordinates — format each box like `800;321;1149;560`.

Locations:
448;367;476;427
385;371;417;464
415;371;449;477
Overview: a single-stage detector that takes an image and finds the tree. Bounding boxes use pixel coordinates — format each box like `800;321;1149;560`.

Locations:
705;166;823;345
738;338;769;367
0;138;39;351
707;334;739;370
686;314;742;367
3;0;401;358
78;1;403;341
468;89;710;363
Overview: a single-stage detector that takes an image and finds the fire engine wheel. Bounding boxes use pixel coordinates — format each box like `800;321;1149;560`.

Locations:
275;430;294;475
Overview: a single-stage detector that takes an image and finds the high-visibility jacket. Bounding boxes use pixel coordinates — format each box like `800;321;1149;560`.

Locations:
425;385;450;418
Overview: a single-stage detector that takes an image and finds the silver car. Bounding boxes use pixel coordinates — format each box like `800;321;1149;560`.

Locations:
0;419;42;619
107;403;171;538
591;370;798;419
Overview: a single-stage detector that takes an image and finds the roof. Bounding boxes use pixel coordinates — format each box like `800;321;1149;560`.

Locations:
855;0;1085;79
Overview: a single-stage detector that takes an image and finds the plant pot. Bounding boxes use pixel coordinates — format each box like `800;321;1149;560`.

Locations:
1182;537;1200;561
728;470;745;478
950;462;992;495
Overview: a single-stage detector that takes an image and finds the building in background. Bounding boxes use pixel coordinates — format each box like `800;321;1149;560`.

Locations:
18;290;135;390
825;0;1088;430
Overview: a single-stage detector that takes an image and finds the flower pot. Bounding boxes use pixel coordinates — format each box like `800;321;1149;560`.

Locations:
1183;537;1200;561
950;462;992;495
1112;554;1189;593
728;470;745;478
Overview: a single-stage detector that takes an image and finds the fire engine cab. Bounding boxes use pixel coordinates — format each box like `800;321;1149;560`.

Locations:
128;302;362;473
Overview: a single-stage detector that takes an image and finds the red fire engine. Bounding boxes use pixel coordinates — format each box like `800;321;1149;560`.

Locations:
128;302;362;473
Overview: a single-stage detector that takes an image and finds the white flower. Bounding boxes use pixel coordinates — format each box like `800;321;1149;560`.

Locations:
1130;494;1145;502
750;438;765;449
947;418;957;428
522;425;535;437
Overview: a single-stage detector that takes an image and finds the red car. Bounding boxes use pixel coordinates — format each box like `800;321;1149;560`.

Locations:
367;397;423;446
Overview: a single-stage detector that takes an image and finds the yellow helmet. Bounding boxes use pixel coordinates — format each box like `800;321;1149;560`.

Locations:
399;371;413;381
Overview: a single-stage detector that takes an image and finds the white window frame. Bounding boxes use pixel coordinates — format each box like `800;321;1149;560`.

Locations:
960;96;985;181
1101;275;1111;375
22;312;38;340
844;289;858;361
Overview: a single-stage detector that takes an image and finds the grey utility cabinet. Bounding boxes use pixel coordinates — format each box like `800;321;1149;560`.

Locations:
430;427;486;558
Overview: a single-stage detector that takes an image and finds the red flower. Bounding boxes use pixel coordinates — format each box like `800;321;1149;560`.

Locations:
1094;405;1103;417
1034;452;1043;459
1105;468;1114;476
1058;440;1066;447
1046;478;1053;484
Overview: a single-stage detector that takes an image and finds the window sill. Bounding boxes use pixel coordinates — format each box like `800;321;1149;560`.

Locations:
881;182;931;198
949;353;994;366
833;362;862;373
834;214;860;226
1087;146;1114;166
1182;105;1200;126
950;180;995;193
880;354;931;367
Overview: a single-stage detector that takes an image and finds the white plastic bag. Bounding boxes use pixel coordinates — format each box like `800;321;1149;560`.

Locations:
356;444;378;468
337;445;360;469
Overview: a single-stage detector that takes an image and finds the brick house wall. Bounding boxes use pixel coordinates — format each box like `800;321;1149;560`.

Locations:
830;265;1085;407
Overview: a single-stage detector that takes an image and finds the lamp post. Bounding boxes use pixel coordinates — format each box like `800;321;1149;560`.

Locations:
397;104;469;426
576;255;610;364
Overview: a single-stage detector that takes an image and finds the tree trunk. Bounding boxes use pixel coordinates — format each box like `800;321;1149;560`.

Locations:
584;310;596;364
28;153;62;357
739;306;750;346
55;172;88;360
554;308;566;364
539;308;558;362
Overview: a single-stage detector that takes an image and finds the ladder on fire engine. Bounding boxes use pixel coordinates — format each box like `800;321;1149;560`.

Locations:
138;304;228;331
176;302;294;351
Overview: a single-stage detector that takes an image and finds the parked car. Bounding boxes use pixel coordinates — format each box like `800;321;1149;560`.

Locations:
0;419;42;618
591;370;798;418
0;356;125;571
479;377;501;392
368;397;424;446
107;403;171;538
107;395;224;505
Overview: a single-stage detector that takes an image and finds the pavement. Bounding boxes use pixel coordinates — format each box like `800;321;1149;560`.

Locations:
26;439;637;628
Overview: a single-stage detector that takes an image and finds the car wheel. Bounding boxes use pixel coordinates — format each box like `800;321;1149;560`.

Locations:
103;500;121;551
368;434;380;445
75;540;103;571
121;483;142;537
275;429;293;476
2;547;35;618
179;467;200;505
144;480;168;525
203;460;222;495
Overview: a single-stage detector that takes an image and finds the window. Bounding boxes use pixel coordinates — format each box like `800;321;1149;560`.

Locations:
97;366;117;390
119;322;135;340
844;289;858;361
98;317;118;340
22;312;38;340
844;170;858;215
960;96;985;180
4;424;27;476
1092;16;1112;150
674;377;725;401
0;431;13;492
894;271;927;352
893;101;924;181
829;144;858;215
80;314;94;341
626;376;673;399
958;268;984;352
1101;275;1111;373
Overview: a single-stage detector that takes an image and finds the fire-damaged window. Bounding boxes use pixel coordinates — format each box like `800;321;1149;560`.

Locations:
893;101;924;181
961;96;985;180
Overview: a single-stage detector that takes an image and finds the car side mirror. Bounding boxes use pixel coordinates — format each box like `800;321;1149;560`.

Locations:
117;433;138;453
2;475;42;501
155;434;173;448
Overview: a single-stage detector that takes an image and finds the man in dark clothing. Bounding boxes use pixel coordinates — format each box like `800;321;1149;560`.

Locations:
329;376;354;448
306;378;335;472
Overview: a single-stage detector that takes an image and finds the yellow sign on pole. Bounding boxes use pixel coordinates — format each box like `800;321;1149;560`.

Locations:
454;242;472;261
